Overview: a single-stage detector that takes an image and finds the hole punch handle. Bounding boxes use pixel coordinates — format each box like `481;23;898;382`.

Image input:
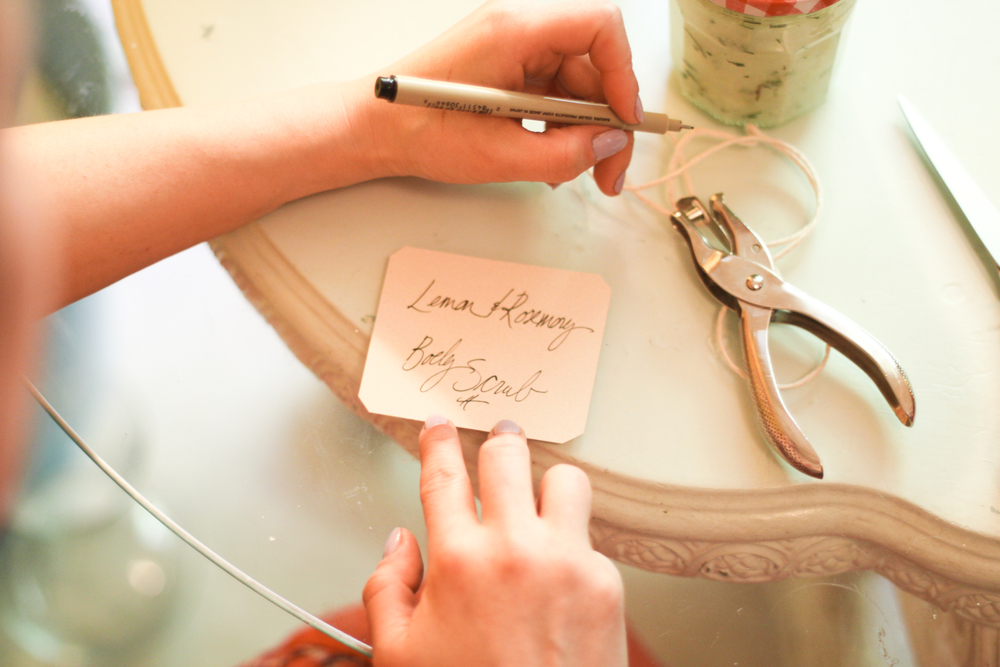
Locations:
739;306;825;479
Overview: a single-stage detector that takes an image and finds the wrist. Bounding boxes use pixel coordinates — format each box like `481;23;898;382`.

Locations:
333;76;409;182
254;77;403;205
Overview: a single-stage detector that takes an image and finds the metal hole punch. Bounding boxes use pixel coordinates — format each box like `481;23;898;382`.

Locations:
670;194;916;479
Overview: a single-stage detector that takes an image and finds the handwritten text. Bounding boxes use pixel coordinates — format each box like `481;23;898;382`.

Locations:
402;335;548;409
407;280;594;351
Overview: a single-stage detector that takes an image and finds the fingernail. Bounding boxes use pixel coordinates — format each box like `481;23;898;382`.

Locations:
614;171;626;195
491;419;522;435
383;527;402;558
592;130;628;162
634;95;644;124
424;414;448;430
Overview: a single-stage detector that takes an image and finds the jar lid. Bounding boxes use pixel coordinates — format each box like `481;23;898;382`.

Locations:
706;0;841;17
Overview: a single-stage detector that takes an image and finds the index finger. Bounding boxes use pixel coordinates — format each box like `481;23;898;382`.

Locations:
522;2;640;124
418;416;479;541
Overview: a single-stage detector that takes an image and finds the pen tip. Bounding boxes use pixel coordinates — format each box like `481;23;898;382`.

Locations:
680;124;694;130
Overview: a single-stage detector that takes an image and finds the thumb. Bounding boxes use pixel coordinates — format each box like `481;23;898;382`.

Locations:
521;124;632;194
363;527;423;646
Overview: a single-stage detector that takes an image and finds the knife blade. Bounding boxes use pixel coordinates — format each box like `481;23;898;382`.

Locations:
899;95;1000;269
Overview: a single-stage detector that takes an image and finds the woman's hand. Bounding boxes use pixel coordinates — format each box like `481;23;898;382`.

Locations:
362;0;640;196
362;416;627;667
4;1;643;309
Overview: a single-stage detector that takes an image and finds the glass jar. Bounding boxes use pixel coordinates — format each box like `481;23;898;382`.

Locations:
670;0;858;127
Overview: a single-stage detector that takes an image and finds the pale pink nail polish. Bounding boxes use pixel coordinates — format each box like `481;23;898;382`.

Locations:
491;419;521;435
614;172;626;195
383;527;402;558
592;130;628;161
424;414;448;429
634;95;644;124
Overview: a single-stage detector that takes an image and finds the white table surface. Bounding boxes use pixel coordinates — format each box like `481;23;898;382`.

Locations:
2;243;915;667
8;0;1000;664
134;0;1000;532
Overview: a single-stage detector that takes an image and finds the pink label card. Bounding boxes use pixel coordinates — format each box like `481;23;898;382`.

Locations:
359;247;610;443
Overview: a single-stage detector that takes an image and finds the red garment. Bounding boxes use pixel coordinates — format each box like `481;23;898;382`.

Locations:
241;604;664;667
240;604;372;667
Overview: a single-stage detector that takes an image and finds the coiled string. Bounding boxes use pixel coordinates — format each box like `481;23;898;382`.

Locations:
624;124;830;389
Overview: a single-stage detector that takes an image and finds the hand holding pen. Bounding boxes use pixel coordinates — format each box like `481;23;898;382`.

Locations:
367;0;651;196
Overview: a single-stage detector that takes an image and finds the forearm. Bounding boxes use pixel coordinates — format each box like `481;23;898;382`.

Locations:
7;77;390;308
7;1;640;311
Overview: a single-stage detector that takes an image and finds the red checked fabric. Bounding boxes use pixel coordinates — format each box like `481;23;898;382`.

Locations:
706;0;841;16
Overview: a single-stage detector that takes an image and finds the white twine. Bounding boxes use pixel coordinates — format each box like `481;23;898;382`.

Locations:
623;124;831;389
23;379;374;658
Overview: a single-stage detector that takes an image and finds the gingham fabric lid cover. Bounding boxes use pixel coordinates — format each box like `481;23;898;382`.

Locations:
706;0;842;16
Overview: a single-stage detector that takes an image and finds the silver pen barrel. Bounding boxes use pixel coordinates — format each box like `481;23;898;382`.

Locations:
375;75;690;134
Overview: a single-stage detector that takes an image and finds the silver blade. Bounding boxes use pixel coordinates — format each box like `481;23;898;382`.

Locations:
899;95;1000;269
